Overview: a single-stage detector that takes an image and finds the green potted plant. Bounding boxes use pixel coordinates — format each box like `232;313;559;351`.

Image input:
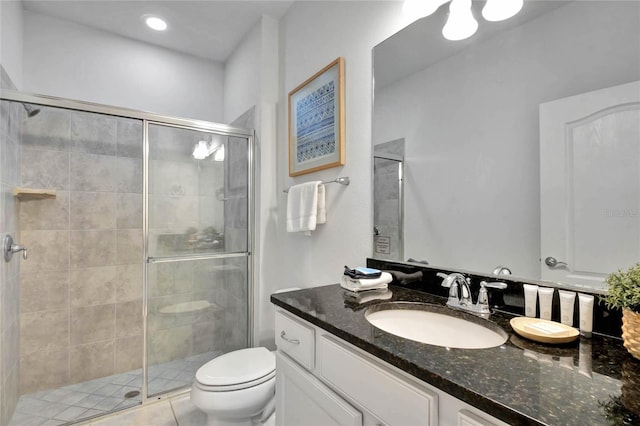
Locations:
602;263;640;360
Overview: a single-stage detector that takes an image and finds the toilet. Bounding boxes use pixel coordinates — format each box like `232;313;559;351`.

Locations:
191;347;275;426
191;288;302;425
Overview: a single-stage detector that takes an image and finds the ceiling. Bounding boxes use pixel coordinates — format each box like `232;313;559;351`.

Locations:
22;0;295;62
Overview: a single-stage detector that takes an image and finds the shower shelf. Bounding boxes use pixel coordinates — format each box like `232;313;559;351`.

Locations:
13;187;57;200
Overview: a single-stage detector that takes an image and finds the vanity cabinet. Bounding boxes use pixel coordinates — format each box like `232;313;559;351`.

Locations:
274;309;508;426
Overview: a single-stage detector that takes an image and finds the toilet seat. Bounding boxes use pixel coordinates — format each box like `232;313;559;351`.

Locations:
195;347;275;391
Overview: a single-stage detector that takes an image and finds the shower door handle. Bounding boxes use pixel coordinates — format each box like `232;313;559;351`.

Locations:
3;235;27;262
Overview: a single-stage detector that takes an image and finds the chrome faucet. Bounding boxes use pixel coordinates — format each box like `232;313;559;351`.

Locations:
438;272;507;318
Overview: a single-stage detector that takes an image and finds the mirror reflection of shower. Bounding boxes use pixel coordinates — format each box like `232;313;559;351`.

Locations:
373;138;405;261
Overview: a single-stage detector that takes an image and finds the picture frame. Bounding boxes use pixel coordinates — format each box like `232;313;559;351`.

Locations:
289;57;345;177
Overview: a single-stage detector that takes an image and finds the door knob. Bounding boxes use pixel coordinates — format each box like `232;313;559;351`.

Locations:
544;256;567;268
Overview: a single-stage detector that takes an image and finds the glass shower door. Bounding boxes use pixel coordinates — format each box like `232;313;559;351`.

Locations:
145;123;251;397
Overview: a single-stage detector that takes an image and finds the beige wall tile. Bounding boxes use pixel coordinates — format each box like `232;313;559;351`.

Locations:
20;309;69;356
20;148;70;190
21;106;70;152
116;193;142;229
116;264;143;302
116;118;143;159
116;229;142;265
19;191;70;230
116;157;143;194
70;152;116;192
69;340;115;384
192;322;217;354
115;335;142;374
20;349;69;394
70;304;115;345
116;299;142;338
147;325;193;365
20;271;69;313
2;272;19;328
70;266;116;307
70;192;116;229
1;366;19;426
70;111;117;156
70;230;115;268
2;321;19;375
19;230;70;274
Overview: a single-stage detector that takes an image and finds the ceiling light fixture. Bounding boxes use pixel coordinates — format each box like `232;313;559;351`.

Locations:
402;0;523;41
145;16;167;31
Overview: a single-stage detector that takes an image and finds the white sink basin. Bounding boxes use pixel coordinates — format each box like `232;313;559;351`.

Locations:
365;302;508;349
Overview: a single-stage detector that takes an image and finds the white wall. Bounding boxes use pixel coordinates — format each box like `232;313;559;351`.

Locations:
0;0;24;88
374;1;640;278
222;15;283;347
267;1;409;298
22;11;224;121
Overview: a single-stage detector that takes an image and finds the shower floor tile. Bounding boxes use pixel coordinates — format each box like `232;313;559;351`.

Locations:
9;351;219;426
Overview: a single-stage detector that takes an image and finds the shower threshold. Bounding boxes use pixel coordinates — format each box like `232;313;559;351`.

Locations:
9;351;218;425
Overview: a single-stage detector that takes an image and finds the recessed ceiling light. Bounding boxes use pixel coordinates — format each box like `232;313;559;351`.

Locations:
145;16;167;31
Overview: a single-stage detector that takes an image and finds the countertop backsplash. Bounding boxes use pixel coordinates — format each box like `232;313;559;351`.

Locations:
367;258;623;338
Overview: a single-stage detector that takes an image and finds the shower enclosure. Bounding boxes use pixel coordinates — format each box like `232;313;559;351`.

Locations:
0;89;253;425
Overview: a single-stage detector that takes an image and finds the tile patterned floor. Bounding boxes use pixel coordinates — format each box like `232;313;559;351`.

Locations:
87;394;275;426
9;352;218;426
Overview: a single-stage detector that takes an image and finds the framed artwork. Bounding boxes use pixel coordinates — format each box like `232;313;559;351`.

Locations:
289;57;345;177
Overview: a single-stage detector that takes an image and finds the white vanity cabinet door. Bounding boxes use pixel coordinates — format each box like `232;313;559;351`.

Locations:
275;310;315;370
318;334;438;426
276;352;362;426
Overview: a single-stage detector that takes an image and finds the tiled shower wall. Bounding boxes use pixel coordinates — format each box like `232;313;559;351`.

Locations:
18;107;144;394
0;68;22;426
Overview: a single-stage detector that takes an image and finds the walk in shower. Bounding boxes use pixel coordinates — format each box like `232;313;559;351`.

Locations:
0;89;253;425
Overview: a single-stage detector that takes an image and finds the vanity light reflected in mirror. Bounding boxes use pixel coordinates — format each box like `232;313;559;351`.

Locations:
402;0;523;41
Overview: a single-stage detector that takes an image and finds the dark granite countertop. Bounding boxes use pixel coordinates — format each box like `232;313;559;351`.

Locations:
271;284;640;426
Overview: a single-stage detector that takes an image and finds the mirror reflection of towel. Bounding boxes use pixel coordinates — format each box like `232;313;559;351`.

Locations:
286;181;326;235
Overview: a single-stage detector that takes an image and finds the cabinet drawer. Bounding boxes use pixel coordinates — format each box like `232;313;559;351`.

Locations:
319;335;438;426
276;352;362;426
275;310;315;370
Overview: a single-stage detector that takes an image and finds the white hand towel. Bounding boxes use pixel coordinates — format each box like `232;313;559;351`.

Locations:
287;181;325;234
340;272;393;292
316;184;326;224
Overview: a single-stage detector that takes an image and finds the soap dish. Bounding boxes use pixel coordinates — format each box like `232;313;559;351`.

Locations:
510;317;579;344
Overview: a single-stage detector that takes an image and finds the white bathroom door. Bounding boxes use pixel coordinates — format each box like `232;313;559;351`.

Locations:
540;80;640;288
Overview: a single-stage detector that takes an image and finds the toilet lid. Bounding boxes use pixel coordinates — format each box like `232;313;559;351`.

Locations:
196;347;275;387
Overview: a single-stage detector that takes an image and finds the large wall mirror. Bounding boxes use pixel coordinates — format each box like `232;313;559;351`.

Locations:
372;0;640;290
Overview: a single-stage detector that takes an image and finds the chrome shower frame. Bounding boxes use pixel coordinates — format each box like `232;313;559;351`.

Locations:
0;88;256;407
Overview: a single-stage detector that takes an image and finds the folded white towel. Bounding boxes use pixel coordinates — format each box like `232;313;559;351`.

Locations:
340;272;393;292
343;289;392;304
286;181;325;234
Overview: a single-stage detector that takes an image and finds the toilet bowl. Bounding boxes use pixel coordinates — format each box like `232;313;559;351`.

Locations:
190;347;276;426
